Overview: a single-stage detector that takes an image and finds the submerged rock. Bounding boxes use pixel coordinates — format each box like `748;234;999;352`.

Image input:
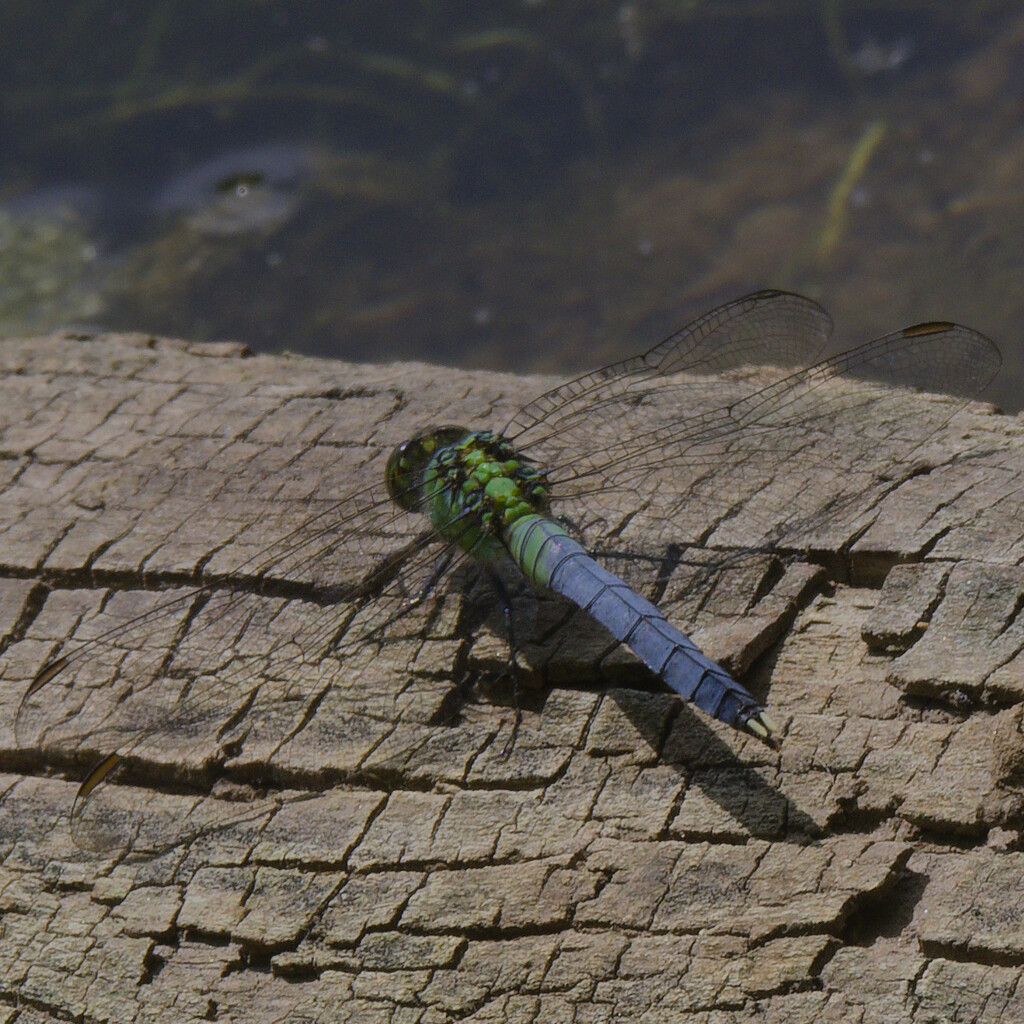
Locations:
150;143;324;236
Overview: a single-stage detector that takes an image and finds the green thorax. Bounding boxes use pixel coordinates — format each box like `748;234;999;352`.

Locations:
386;426;550;560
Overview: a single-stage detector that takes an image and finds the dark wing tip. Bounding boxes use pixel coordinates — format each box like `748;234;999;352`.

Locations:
28;654;71;696
75;751;122;805
901;321;955;338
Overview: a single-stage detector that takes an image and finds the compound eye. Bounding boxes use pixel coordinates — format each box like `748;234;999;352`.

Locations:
385;439;419;509
385;426;470;512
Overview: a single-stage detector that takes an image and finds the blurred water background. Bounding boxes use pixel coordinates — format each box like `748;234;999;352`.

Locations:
1;1;1021;410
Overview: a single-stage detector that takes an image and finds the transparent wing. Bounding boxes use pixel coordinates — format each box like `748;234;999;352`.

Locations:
505;291;834;450
508;294;999;555
9;453;504;851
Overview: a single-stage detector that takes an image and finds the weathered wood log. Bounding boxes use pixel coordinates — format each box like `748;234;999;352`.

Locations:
0;330;1022;1022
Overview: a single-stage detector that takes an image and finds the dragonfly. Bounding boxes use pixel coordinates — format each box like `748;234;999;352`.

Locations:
12;290;1000;849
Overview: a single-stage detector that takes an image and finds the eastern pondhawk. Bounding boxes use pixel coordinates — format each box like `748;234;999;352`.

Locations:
12;290;1000;847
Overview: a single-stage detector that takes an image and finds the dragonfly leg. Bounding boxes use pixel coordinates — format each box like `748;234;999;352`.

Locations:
483;566;526;757
409;548;457;609
556;512;586;540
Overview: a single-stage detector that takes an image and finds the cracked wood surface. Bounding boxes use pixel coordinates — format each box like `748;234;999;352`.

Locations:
0;331;1022;1022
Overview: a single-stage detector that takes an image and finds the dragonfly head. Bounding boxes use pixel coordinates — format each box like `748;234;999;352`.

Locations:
386;425;470;510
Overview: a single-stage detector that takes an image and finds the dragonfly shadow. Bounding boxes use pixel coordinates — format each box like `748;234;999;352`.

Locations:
608;689;822;841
